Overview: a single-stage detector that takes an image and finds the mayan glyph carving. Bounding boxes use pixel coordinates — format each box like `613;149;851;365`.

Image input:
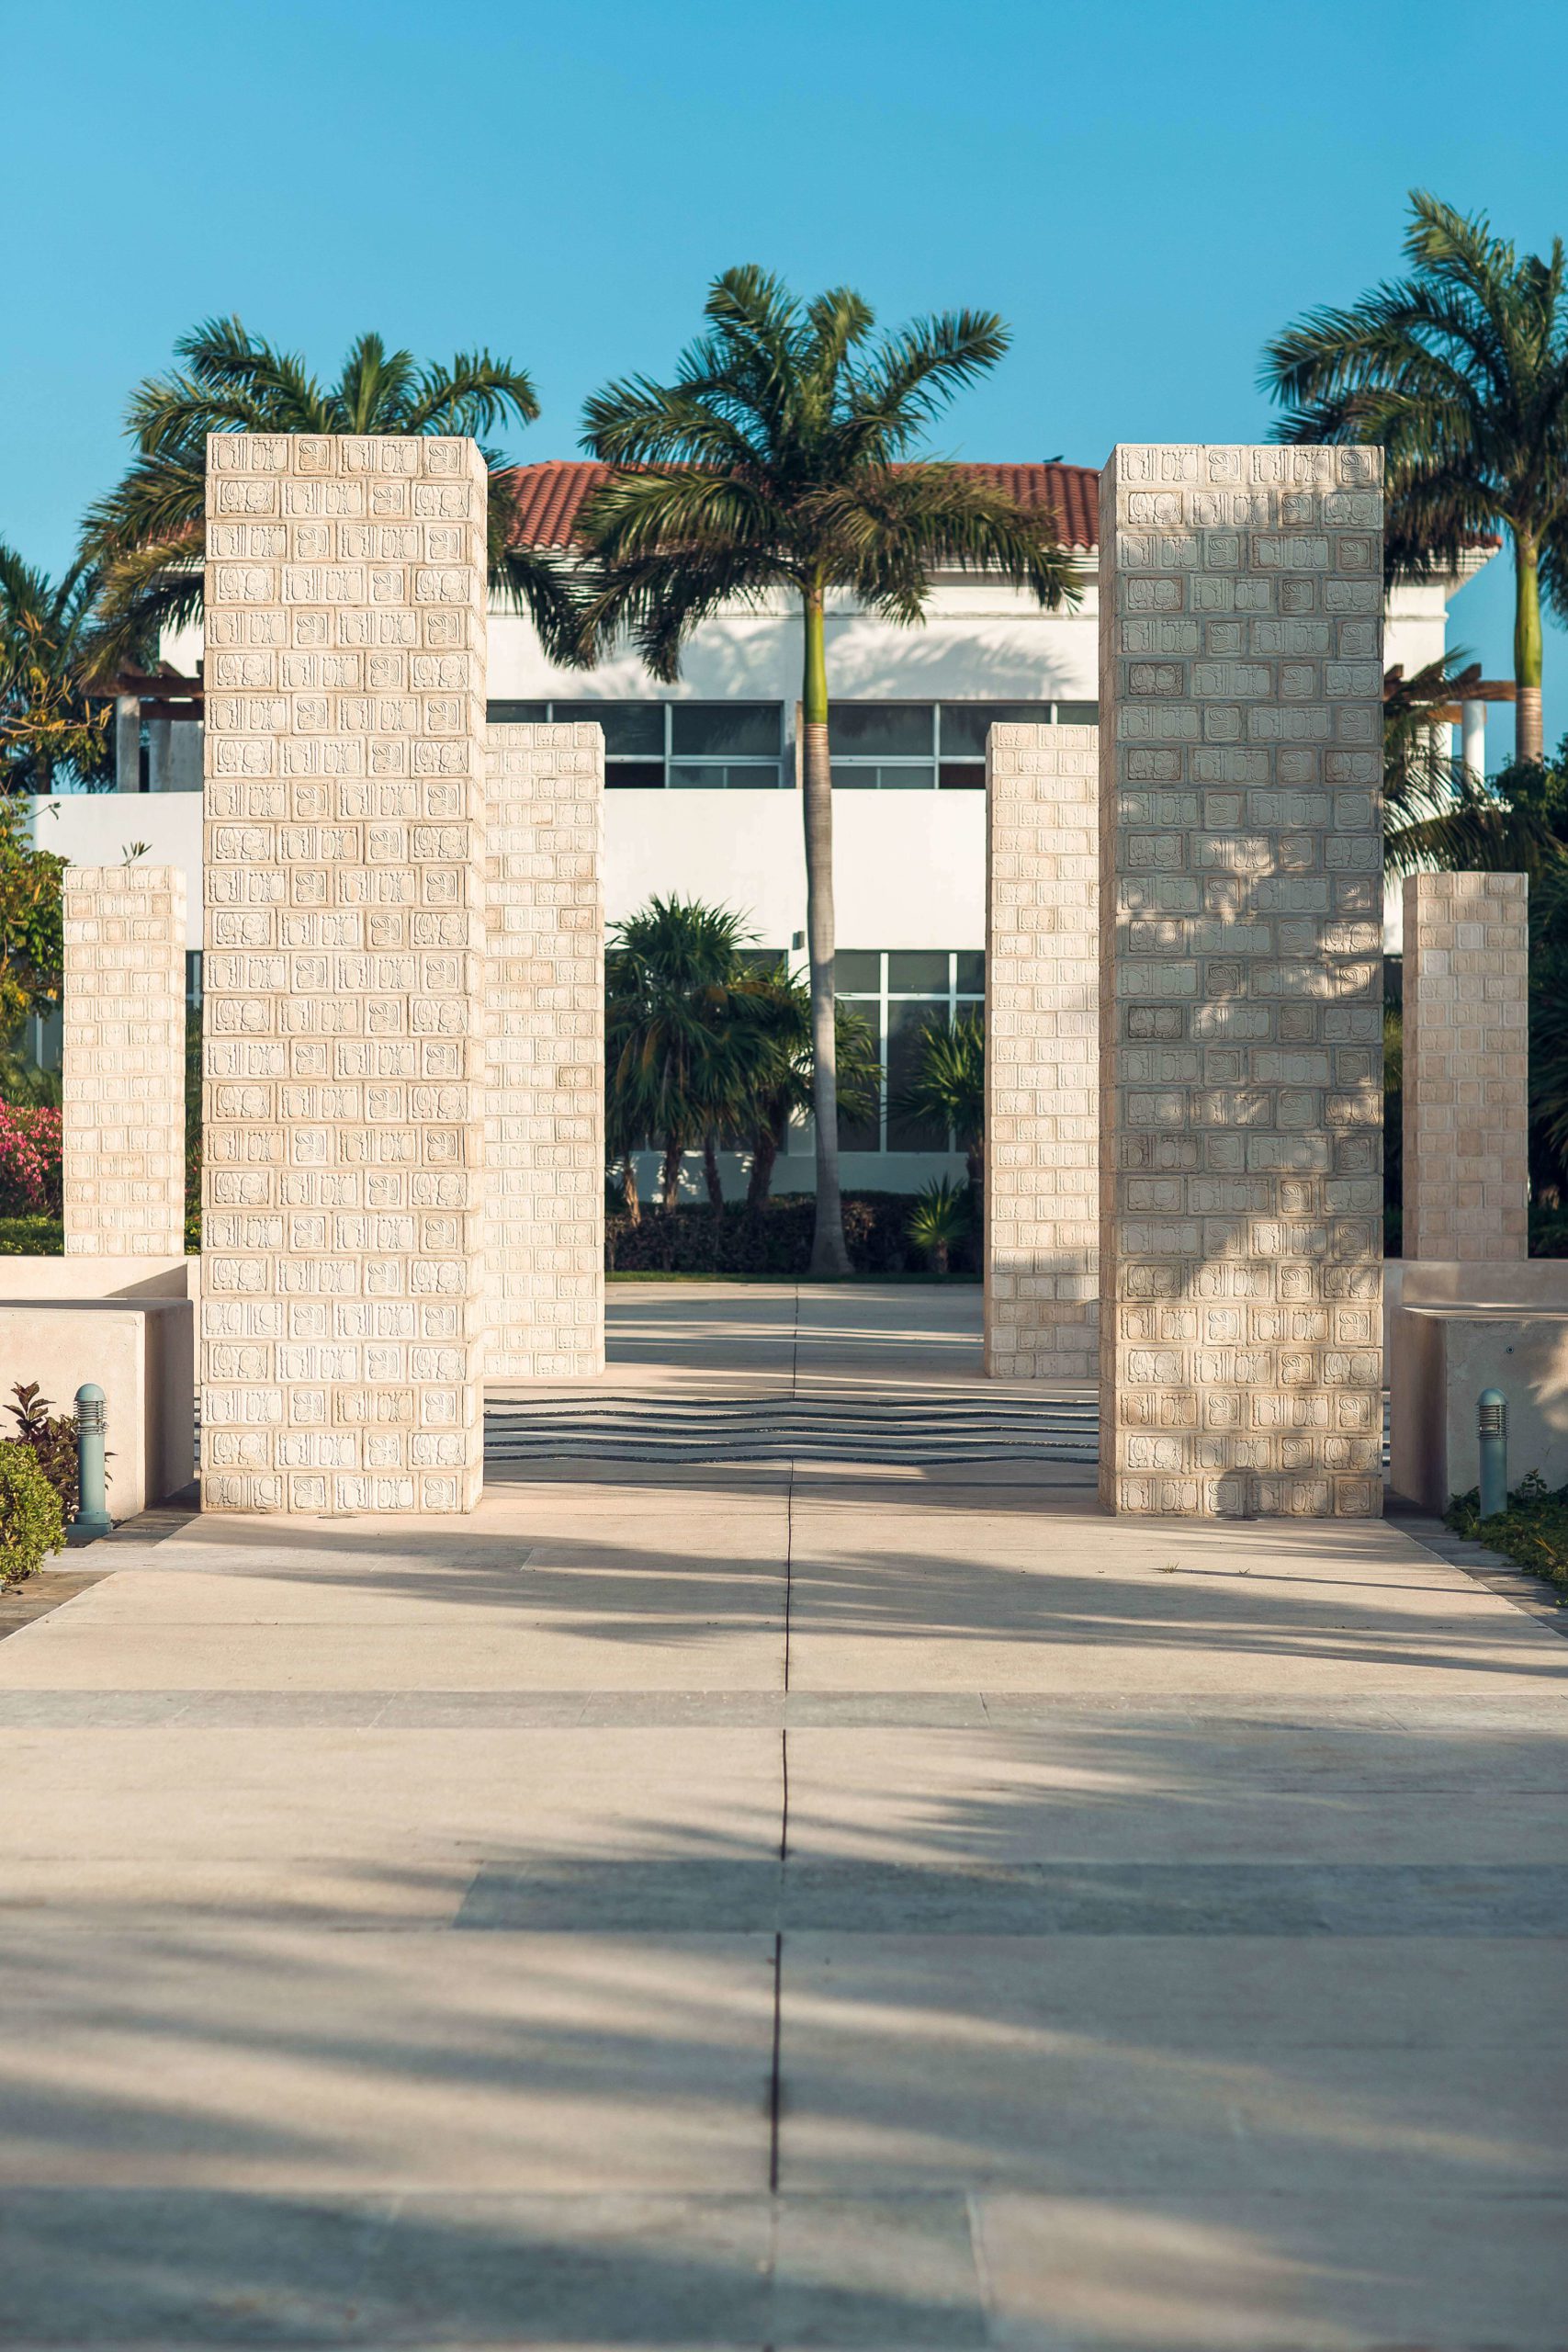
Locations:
984;723;1099;1380
62;864;187;1258
200;433;489;1514
1099;445;1384;1519
1403;871;1529;1261
483;725;605;1380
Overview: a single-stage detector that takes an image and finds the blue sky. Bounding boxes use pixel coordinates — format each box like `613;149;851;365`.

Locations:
6;0;1567;751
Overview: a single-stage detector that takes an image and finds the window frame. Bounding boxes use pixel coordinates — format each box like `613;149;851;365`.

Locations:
834;948;985;1154
824;701;1097;788
485;700;787;788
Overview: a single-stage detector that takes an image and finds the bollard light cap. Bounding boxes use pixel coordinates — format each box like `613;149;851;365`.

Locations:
75;1383;107;1404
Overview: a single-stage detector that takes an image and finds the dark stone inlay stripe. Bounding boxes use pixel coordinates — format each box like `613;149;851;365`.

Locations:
455;1859;1568;1937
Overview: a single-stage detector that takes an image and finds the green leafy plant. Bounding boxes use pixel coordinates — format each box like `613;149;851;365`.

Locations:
0;1215;62;1254
574;266;1078;1274
1445;1468;1568;1594
0;548;113;796
1263;190;1568;762
906;1175;974;1277
0;797;67;1034
894;1012;986;1212
606;897;771;1218
8;1383;80;1524
0;1439;65;1584
81;315;577;672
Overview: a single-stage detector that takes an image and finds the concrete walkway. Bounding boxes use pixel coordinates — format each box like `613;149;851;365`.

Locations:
1;1283;1565;2348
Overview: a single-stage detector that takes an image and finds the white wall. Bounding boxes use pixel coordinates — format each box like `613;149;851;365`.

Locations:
45;558;1492;969
604;791;984;946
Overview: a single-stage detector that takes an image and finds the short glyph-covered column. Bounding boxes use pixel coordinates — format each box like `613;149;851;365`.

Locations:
484;723;605;1379
201;432;490;1514
62;865;186;1257
1099;444;1385;1518
1403;871;1529;1260
984;722;1098;1380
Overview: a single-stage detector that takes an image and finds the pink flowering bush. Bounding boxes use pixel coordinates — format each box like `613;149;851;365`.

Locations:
0;1103;62;1217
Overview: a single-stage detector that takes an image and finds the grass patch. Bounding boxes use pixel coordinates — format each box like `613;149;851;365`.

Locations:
1444;1472;1568;1598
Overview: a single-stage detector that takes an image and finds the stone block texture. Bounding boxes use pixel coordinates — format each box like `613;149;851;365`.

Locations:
200;433;490;1514
483;724;605;1379
1403;871;1529;1260
1098;445;1385;1519
62;865;187;1257
984;723;1099;1380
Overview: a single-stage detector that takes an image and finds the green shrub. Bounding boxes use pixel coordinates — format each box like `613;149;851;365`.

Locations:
7;1384;79;1523
907;1176;975;1277
1445;1471;1568;1595
0;1215;62;1255
0;1440;65;1584
604;1189;980;1277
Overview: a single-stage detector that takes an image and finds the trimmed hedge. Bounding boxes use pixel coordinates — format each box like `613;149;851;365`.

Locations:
0;1216;62;1255
606;1190;980;1277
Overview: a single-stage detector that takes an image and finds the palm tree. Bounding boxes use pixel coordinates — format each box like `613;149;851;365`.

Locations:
81;315;577;670
0;548;111;795
605;897;765;1215
908;1176;972;1279
572;266;1080;1274
1262;191;1568;763
737;964;881;1209
895;1012;986;1213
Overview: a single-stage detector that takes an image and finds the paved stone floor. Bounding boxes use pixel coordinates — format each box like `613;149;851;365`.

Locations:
1;1283;1565;2348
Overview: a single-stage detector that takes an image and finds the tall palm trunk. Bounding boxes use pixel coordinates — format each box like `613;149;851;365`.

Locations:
747;1114;780;1209
801;583;850;1277
619;1152;641;1226
660;1136;683;1210
702;1132;725;1216
1515;528;1544;763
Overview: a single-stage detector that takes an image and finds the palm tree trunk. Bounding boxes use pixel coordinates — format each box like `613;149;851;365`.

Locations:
702;1131;725;1216
1515;529;1544;763
801;582;851;1277
966;1145;984;1245
747;1121;779;1209
620;1152;641;1227
661;1136;683;1211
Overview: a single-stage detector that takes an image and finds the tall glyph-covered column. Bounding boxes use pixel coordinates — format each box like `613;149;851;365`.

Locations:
984;722;1099;1380
62;864;187;1258
483;723;605;1379
1099;445;1384;1519
201;433;489;1514
1403;871;1529;1260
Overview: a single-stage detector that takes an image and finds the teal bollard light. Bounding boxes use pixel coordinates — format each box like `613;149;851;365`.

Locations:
1478;1388;1508;1522
73;1383;113;1541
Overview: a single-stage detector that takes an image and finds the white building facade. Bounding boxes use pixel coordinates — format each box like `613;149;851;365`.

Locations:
28;460;1492;1197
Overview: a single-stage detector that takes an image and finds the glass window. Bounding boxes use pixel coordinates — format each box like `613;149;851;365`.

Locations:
937;764;986;790
886;1001;949;1151
830;766;877;789
671;703;782;756
1056;699;1100;726
875;764;937;790
605;761;666;790
550;700;666;757
888;951;950;994
955;951;985;994
487;700;549;724
722;763;784;789
836;951;882;993
828;703;935;756
668;763;728;789
937;701;1053;758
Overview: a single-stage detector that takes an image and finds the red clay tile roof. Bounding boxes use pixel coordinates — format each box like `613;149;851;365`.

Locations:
499;459;1101;550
